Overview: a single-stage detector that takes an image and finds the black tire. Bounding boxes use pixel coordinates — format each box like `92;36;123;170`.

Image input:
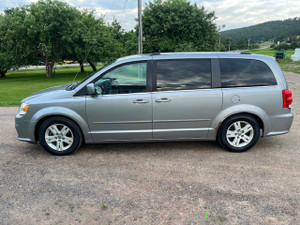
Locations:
38;117;82;155
217;114;260;152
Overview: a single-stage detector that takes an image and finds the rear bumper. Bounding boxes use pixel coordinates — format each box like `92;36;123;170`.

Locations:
264;112;293;137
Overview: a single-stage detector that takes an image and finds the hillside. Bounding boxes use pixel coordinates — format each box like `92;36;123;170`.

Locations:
220;17;300;42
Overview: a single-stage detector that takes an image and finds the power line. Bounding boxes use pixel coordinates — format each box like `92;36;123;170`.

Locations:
122;0;129;14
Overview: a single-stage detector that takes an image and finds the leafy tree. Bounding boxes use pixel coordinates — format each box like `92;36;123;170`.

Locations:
0;8;30;77
142;0;219;53
274;43;292;50
0;0;127;77
23;0;82;78
108;19;137;56
236;38;248;50
64;14;124;72
291;41;300;50
250;43;260;50
220;37;237;51
123;31;138;55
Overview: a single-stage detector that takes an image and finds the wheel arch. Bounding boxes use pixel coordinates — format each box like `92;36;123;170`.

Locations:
216;112;264;138
209;104;271;139
30;107;93;144
35;115;85;143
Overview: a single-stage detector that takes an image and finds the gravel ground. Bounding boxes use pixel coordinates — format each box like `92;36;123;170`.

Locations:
0;72;300;225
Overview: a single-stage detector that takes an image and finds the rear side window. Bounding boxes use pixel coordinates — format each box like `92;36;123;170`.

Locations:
220;59;277;88
156;59;211;91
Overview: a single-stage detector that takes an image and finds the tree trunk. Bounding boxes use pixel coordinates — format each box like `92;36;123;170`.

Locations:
79;60;85;72
87;59;97;72
0;70;7;78
46;60;55;78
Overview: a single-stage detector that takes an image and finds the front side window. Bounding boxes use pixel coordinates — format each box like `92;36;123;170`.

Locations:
220;59;277;88
156;59;211;91
94;62;147;95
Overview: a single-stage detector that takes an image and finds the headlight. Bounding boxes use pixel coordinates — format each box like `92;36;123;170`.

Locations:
19;103;29;115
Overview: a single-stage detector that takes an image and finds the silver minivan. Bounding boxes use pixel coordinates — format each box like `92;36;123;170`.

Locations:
15;52;293;155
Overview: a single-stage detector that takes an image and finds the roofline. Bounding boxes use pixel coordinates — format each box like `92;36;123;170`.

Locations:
116;51;275;63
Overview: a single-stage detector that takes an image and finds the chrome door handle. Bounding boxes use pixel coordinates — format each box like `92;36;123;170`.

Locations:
155;98;171;103
133;99;149;104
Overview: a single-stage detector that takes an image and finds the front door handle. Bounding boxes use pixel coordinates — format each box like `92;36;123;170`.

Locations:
155;98;171;103
133;99;149;104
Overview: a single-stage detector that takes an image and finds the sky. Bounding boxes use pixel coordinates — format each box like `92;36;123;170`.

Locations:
0;0;300;31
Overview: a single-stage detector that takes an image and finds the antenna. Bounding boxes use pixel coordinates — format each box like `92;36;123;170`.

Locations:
71;41;95;83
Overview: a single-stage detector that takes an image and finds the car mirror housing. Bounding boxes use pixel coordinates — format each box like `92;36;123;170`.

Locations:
86;83;96;95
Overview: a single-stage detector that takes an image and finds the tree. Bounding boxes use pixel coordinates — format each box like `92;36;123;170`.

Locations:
64;13;124;72
108;19;138;56
0;8;30;77
22;0;82;78
236;38;248;50
0;1;126;77
142;0;219;53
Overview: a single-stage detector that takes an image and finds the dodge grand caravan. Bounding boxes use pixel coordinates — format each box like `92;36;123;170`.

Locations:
15;52;293;155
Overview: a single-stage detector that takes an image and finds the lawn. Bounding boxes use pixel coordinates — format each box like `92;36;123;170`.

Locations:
0;65;101;106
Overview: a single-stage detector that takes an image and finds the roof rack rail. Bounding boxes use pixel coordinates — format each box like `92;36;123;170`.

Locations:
240;52;251;54
150;52;160;56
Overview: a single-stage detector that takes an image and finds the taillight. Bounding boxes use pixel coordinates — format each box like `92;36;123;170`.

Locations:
282;90;292;109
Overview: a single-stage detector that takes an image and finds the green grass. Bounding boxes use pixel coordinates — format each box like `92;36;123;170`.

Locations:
0;65;101;106
277;59;300;74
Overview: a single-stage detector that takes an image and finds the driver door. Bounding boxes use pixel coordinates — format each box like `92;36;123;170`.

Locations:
86;62;153;142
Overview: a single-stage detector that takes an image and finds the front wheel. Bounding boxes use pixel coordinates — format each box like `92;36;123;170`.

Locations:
217;115;260;152
38;117;82;155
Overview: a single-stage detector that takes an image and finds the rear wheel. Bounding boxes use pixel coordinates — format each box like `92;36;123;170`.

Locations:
217;115;260;152
38;117;82;155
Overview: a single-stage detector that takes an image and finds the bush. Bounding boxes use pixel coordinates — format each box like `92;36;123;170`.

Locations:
250;43;260;50
291;41;300;50
274;43;291;50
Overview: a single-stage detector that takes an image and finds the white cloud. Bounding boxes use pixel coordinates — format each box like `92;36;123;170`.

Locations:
0;0;300;31
94;7;138;30
200;0;300;31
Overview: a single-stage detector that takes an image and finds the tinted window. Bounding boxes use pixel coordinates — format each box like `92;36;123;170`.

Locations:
156;59;211;91
94;62;147;95
220;59;277;88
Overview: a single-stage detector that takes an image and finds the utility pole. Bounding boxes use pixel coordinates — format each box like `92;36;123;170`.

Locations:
138;0;143;54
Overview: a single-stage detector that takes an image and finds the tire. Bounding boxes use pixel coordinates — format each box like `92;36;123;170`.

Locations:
38;117;82;155
217;114;260;152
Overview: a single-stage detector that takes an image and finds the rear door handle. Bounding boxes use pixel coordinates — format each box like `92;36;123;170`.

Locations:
155;98;171;103
133;99;149;104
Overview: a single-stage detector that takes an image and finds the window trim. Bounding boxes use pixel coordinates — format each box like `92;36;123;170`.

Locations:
152;58;215;92
219;58;278;88
75;60;151;96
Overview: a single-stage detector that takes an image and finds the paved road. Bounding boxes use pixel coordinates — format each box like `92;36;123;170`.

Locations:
0;72;300;224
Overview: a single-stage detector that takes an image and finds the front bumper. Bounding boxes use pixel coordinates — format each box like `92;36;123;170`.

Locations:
15;113;37;143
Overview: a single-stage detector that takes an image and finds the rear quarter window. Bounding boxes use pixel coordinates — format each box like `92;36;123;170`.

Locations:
220;59;277;88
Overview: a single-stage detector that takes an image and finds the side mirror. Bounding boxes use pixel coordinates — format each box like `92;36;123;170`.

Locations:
86;83;96;95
